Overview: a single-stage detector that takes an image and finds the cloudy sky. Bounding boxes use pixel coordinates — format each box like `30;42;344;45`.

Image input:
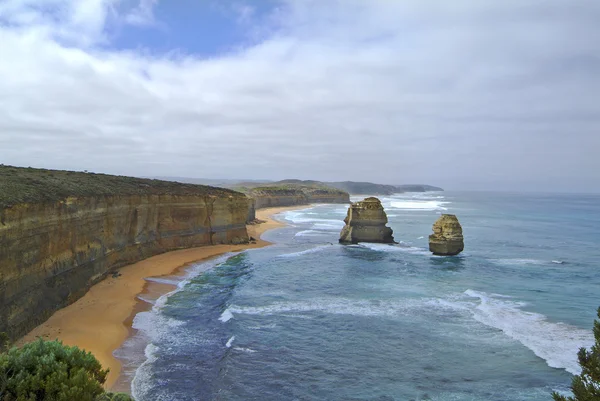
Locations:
1;0;598;192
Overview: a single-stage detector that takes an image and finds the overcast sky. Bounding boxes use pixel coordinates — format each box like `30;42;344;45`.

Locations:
1;0;599;192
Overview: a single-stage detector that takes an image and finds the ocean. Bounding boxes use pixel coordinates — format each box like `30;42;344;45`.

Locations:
115;192;600;401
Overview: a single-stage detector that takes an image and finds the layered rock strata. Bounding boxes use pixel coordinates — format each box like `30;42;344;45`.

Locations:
244;186;350;220
339;197;395;244
0;166;250;340
429;214;464;256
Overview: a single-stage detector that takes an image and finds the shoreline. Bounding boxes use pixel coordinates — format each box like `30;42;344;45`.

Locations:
18;205;309;390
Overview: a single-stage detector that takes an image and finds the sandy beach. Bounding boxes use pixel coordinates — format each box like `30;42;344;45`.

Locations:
18;205;308;389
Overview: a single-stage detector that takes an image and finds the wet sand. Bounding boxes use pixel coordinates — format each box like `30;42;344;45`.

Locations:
18;205;307;389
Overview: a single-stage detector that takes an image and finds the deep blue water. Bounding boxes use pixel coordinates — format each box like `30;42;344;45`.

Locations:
118;192;600;401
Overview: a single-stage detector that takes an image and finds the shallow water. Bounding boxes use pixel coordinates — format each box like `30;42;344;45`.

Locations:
118;191;600;400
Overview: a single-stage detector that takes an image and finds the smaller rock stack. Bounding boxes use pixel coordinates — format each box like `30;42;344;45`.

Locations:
429;214;464;256
339;197;395;244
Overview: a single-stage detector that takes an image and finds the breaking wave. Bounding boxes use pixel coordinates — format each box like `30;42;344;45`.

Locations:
464;290;593;374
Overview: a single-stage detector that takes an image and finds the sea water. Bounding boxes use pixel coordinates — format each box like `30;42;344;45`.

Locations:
118;192;600;401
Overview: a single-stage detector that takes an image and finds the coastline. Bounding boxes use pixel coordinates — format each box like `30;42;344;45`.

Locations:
18;205;308;390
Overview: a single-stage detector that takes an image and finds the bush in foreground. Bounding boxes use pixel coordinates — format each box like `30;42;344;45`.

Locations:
0;339;133;401
552;307;600;401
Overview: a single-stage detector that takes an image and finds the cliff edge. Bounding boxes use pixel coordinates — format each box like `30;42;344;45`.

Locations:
0;166;251;340
236;182;350;220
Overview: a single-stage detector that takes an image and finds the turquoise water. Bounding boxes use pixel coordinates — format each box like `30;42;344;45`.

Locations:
120;192;600;400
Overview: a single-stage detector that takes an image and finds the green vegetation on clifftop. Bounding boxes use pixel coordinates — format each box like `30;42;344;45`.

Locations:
0;165;244;210
0;339;133;401
552;307;600;401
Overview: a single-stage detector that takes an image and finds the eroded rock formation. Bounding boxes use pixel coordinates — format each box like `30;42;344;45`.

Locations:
429;214;464;256
0;166;251;340
339;197;394;244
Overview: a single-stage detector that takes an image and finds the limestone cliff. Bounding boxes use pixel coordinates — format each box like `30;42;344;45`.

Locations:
339;197;395;244
429;214;464;256
0;166;250;340
327;181;444;195
240;185;350;215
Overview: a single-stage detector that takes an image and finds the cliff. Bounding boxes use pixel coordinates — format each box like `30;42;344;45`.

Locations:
395;184;444;192
429;214;464;256
237;183;350;214
0;166;250;340
327;181;399;195
339;197;395;244
327;181;443;195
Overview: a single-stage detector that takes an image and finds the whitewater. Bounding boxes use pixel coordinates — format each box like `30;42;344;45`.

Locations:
117;191;600;400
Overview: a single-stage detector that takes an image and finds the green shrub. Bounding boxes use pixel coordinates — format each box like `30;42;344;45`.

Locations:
552;307;600;401
0;334;8;353
0;339;133;401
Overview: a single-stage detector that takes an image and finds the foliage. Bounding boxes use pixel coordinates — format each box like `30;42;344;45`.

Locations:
0;165;243;210
0;334;8;354
0;339;133;401
552;308;600;401
240;183;348;197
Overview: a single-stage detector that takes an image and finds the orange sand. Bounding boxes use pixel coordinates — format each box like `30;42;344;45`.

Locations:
18;205;307;389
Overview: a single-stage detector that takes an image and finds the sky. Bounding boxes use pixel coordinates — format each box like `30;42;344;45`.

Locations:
0;0;599;192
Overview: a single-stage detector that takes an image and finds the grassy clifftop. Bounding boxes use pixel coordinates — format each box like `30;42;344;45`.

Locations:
233;179;442;196
0;165;244;209
233;182;348;198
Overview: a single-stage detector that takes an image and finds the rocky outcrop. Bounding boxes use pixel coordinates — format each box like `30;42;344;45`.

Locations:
429;214;464;256
339;197;395;244
0;166;250;340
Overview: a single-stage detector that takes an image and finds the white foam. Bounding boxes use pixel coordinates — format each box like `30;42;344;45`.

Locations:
136;295;156;305
552;260;565;264
219;308;234;322
389;200;448;211
361;243;430;256
294;230;327;237
491;258;547;266
131;343;160;401
312;221;345;230
277;244;334;258
233;347;256;353
145;277;182;286
410;194;446;200
226;336;235;348
230;297;463;319
464;290;593;374
283;210;343;228
129;252;242;395
248;323;277;330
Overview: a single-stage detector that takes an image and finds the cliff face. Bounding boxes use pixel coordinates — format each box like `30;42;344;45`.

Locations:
244;186;349;213
429;214;464;256
251;191;308;209
0;166;250;340
339;197;395;244
328;181;444;195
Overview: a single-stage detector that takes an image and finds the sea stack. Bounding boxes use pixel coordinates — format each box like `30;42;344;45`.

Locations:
428;214;464;256
339;197;395;244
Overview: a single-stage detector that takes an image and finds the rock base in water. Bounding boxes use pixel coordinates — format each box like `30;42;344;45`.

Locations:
339;197;395;244
429;214;464;256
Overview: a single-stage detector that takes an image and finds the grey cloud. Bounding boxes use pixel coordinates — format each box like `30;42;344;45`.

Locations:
0;0;599;192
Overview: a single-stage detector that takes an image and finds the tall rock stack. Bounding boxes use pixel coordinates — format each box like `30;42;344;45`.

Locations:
429;214;464;256
339;197;395;244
